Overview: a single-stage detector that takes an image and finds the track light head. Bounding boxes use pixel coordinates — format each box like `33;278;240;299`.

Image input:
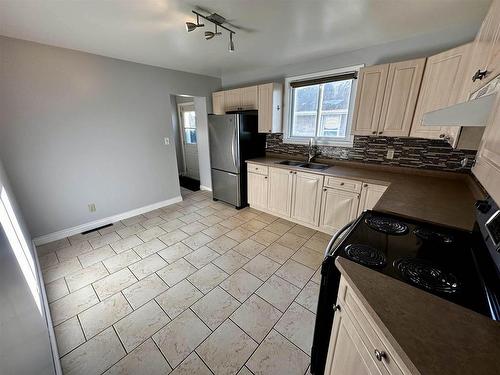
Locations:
229;33;235;52
185;22;198;32
204;31;215;40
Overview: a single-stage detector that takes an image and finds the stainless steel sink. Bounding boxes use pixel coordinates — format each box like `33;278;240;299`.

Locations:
299;162;329;170
277;160;304;166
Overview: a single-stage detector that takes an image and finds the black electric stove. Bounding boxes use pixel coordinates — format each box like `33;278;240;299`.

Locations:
310;198;500;375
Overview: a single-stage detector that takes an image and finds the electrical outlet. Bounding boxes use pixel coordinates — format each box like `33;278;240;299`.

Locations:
386;148;395;160
164;137;170;145
88;203;96;212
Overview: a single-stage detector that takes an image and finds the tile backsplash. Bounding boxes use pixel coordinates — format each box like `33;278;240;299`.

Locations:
265;134;477;172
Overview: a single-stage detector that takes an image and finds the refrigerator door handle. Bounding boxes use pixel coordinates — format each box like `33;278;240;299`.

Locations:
226;172;238;176
231;124;238;171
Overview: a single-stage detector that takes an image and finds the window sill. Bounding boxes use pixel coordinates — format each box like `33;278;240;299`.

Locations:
282;136;354;148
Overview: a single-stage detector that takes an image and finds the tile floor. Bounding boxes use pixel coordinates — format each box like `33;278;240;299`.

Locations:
38;188;329;375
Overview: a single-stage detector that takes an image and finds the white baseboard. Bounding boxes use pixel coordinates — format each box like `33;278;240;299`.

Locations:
33;196;182;246
200;185;212;192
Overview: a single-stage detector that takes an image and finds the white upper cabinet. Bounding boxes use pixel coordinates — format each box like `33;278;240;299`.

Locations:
212;91;225;115
291;171;324;226
240;86;259;110
258;83;283;133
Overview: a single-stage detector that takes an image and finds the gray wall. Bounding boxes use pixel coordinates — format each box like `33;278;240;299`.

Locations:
0;158;56;375
221;25;479;87
0;36;221;237
171;95;185;174
194;97;212;190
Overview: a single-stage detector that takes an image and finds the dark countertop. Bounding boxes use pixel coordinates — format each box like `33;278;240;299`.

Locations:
246;156;484;231
336;257;500;375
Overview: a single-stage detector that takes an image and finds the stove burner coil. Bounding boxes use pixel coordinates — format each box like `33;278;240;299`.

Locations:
365;216;409;235
413;227;454;244
394;257;460;294
344;244;387;268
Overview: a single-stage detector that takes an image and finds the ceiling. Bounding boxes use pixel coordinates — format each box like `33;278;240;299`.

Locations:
0;0;491;78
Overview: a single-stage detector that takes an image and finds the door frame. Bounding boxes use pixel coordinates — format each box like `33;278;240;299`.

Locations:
177;101;197;178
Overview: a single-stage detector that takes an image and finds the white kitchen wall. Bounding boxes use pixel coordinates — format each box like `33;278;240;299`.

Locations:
0;36;221;238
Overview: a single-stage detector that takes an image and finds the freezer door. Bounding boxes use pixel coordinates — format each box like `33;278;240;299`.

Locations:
208;114;239;174
211;169;241;207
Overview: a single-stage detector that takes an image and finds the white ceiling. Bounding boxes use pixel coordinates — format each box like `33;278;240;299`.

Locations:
0;0;491;78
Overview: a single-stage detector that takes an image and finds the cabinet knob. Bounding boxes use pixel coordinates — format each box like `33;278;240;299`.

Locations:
374;349;387;362
289;171;293;174
472;69;488;82
340;182;345;186
268;130;272;133
363;184;368;188
264;176;268;179
276;105;280;111
323;188;327;192
372;131;377;135
378;131;383;135
333;304;341;312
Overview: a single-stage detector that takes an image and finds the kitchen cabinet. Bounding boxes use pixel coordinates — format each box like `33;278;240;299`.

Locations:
247;170;268;210
291;171;324;226
468;0;500;94
410;44;471;144
319;188;359;234
352;58;425;137
358;183;388;215
267;167;294;217
258;83;283;133
212;91;225;115
240;86;259;110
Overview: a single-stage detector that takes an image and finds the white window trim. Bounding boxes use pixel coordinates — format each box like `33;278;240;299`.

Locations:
283;64;364;147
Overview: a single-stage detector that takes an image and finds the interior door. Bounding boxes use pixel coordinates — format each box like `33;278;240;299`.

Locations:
179;103;199;179
208;114;239;173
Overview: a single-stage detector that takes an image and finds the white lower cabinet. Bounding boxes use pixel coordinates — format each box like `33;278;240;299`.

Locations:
267;167;294;217
319;188;360;234
358;183;388;215
247;172;268;210
291;171;324;226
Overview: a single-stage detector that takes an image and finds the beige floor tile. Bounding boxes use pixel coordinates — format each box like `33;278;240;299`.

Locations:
251;229;280;247
68;231;101;245
156;258;197;286
207;235;239;254
197;319;257;375
66;262;109;292
93;268;138;300
187;263;229;294
243;254;280;281
128;253;167;280
240;219;267;233
288;224;316;239
117;223;145;238
79;292;133;339
198;215;223;227
276;232;307;251
99;222;126;236
78;245;116;268
155;279;203;319
218;216;245;229
37;238;71;255
266;221;293;236
122;273;168;309
114;300;170;352
180;221;208;235
311;267;321;284
137;226;166;243
39;252;59;269
303;236;329;253
184;246;219;269
212;250;250;274
246;330;309;375
133;238;166;258
275;259;314;288
141;216;167;229
253;212;278;224
50;285;99;326
158;228;189;247
170;352;212;375
157;242;192;263
215;208;238;220
226;227;254;242
159;218;184;232
230;294;282;343
275;302;316;354
191;287;240;330
256;275;300;312
61;327;126;375
220;268;263;302
178;212;203;224
42;258;82;284
160;211;184;222
104;338;171;375
237;366;253;375
261;243;295;264
89;232;121;249
56;241;93;262
202;223;230;239
153;309;211;368
110;235;143;254
182;231;212;250
143;208;165;219
121;215;147;226
292;246;324;270
103;249;141;274
295;281;320;313
54;316;85;357
233;238;266;259
45;277;69;302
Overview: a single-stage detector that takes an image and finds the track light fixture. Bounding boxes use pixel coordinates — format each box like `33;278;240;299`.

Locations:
185;10;236;52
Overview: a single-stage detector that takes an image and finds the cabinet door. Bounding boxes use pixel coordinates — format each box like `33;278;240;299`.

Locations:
291;171;324;226
351;64;389;136
410;44;470;141
258;83;283;134
358;184;388;215
377;58;426;137
224;89;242;111
212;92;225;115
247;172;268;210
319;188;359;234
267;167;294;217
240;86;259;110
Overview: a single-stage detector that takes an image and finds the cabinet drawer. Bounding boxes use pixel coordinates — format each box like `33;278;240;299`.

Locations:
247;163;268;175
324;176;362;193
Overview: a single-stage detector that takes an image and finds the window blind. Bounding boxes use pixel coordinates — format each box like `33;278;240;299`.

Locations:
289;72;357;88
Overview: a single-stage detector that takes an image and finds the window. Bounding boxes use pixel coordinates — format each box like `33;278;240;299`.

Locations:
182;110;197;144
284;65;362;146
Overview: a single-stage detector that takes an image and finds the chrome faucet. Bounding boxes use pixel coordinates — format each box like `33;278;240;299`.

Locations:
307;138;318;163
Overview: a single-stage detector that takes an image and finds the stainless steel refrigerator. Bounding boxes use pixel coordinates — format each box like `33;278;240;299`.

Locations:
208;111;266;208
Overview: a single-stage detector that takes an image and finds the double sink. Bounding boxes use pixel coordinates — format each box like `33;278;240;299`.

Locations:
276;160;330;170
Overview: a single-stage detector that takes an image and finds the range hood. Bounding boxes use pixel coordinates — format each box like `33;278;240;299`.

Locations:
423;75;499;127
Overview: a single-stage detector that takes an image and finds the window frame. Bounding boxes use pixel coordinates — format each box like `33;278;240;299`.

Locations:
283;65;364;147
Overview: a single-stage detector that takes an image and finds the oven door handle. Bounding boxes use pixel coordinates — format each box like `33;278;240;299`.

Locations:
324;219;356;257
